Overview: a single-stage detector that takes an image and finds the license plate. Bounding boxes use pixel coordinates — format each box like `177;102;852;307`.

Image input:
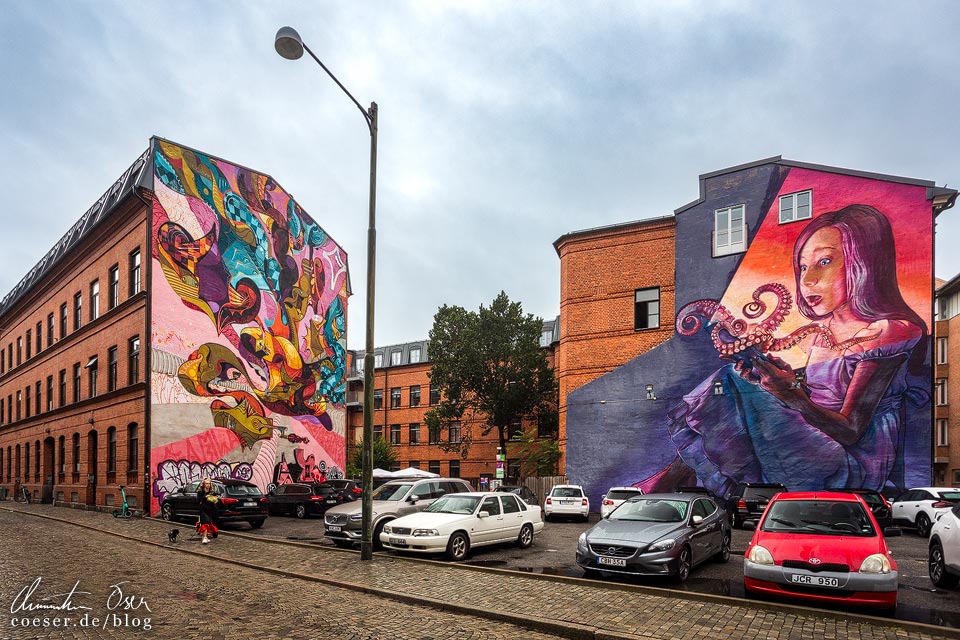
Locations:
325;499;337;504
598;556;626;567
389;537;407;546
791;574;839;588
244;501;256;507
328;526;341;532
561;500;574;505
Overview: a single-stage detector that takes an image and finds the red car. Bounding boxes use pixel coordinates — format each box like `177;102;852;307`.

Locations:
742;491;899;610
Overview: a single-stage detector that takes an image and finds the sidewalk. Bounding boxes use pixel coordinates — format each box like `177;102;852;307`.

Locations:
3;501;956;640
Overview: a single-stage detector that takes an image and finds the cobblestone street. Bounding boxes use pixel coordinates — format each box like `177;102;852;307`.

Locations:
1;503;958;640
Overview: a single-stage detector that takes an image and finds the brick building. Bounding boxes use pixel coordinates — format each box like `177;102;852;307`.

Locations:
0;138;350;515
935;275;960;486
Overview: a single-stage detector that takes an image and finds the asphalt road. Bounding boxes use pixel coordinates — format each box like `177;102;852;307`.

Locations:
232;510;960;630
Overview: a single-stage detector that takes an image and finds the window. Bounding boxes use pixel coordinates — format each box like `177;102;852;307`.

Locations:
0;398;3;425
429;425;440;445
938;378;948;406
0;346;3;374
25;330;31;360
128;424;139;471
409;385;421;407
109;265;120;309
509;418;523;440
480;496;501;516
954;469;960;485
938;337;948;365
47;313;54;347
34;381;40;415
409;423;420;445
391;351;401;366
60;303;68;339
429;384;441;405
373;424;383;440
449;460;460;478
58;436;65;474
17;336;22;365
390;424;401;445
86;356;98;397
24;442;29;477
6;395;11;422
714;204;746;256
90;280;100;321
73;363;81;403
938;419;949;447
374;353;383;368
35;322;41;353
16;390;22;421
373;389;383;410
409;347;421;364
129;248;141;296
540;330;553;347
128;337;140;384
408;461;420;469
73;292;82;330
73;433;80;472
390;387;401;409
537;413;558;438
779;189;812;224
507;459;521;479
634;287;660;330
107;427;117;473
449;422;461;444
46;376;53;411
356;358;364;375
24;386;30;418
428;460;440;475
59;370;66;407
108;347;118;392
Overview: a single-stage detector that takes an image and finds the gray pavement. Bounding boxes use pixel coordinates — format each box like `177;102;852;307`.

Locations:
0;501;956;640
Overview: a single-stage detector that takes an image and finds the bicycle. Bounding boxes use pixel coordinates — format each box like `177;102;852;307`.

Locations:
19;486;30;504
113;485;132;518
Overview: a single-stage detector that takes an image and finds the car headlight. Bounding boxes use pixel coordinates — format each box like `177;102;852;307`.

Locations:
577;532;588;551
859;553;892;574
350;513;362;521
747;545;774;565
649;538;675;552
412;529;439;537
382;524;392;534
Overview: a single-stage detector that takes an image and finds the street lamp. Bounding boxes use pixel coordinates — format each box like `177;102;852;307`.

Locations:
275;26;378;561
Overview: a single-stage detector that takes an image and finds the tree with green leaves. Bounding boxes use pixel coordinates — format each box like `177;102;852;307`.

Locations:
424;291;558;461
346;437;397;478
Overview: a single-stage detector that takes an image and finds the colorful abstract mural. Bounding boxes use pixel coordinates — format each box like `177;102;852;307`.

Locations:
148;139;348;515
566;164;935;507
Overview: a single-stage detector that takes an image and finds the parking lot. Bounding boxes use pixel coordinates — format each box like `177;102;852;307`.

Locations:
229;510;960;629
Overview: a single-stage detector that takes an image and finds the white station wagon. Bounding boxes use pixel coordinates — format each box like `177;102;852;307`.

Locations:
380;491;544;561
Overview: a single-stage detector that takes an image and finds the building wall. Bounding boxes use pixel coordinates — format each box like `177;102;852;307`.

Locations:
0;194;148;510
564;162;937;507
935;281;960;486
148;140;349;515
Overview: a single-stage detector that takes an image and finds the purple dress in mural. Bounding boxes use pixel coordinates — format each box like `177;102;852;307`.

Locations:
667;336;924;498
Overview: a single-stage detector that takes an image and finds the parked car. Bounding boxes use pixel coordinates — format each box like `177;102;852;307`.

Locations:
265;482;338;518
160;478;268;529
831;488;893;529
727;482;788;529
544;484;590;522
324;477;473;549
495;485;539;506
742;491;900;610
891;487;960;537
380;491;544;561
600;486;644;519
323;479;362;504
929;501;960;588
576;492;730;582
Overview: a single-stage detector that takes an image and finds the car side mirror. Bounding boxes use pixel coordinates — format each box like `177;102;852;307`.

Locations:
743;521;757;531
883;526;903;537
601;495;606;501
691;515;703;526
478;511;489;519
409;495;419;503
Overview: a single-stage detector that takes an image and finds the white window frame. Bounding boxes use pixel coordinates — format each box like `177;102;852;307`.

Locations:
391;351;401;366
409;347;421;364
714;204;746;256
937;419;949;447
938;337;948;365
779;189;813;224
938;378;948;406
374;353;383;368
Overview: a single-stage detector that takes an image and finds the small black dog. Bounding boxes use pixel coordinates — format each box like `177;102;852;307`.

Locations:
168;529;180;543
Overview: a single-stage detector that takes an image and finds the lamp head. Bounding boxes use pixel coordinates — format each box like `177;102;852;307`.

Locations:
275;26;305;60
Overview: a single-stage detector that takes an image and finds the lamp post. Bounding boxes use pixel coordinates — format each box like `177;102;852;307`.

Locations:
275;26;378;561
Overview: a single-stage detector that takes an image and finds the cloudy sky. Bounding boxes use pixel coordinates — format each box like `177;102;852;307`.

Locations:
3;1;960;349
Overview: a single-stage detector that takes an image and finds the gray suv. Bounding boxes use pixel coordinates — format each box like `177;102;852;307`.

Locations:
324;477;473;548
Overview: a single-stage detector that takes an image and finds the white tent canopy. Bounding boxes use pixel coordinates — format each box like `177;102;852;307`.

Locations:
372;467;439;479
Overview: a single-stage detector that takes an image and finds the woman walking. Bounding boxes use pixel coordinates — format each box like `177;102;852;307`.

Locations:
197;477;220;544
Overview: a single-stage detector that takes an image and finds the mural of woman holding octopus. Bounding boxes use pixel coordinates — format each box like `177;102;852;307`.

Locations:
669;204;927;498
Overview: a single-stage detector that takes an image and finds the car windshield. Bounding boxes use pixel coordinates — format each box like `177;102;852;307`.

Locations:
552;487;583;498
854;492;882;507
938;492;960;501
313;485;336;495
425;495;480;515
372;483;412;501
743;486;784;500
607;490;642;501
611;499;688;522
224;484;262;497
761;500;876;536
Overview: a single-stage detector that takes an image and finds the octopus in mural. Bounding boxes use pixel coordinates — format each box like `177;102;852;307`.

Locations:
676;283;877;357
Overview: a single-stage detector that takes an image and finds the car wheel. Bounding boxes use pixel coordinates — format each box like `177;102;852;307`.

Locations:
674;546;692;583
332;540;353;549
249;519;265;529
161;503;175;522
372;520;386;551
917;513;932;538
295;503;308;519
930;542;960;588
447;531;470;561
715;532;731;563
517;524;534;549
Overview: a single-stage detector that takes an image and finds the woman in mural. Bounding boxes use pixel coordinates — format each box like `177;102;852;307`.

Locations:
196;477;220;544
669;204;926;498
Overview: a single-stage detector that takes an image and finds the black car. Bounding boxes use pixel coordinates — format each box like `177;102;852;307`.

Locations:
496;485;539;506
266;482;339;518
726;482;788;529
160;478;268;528
831;488;893;528
322;479;362;503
